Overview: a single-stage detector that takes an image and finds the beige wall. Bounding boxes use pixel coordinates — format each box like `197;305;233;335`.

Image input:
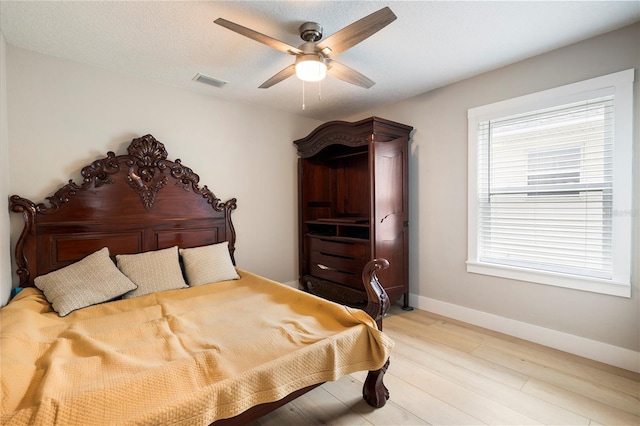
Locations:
5;46;321;296
349;23;640;365
1;33;11;306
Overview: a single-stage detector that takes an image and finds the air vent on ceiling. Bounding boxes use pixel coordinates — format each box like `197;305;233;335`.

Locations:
193;73;227;88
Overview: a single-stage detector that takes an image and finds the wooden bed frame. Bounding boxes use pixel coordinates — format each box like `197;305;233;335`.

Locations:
9;134;391;424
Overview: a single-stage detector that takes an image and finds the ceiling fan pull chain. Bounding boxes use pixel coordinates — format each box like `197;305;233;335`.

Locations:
302;81;306;110
318;80;322;101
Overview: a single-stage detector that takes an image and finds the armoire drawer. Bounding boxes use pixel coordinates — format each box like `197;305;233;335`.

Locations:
309;262;363;289
309;237;367;259
310;251;367;275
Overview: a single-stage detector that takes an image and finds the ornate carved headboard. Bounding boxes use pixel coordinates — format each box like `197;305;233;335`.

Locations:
10;135;237;287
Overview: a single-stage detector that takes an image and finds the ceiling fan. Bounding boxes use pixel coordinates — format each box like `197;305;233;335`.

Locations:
214;7;397;89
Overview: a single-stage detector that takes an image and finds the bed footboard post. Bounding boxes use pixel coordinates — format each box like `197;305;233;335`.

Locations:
361;258;391;408
361;258;391;330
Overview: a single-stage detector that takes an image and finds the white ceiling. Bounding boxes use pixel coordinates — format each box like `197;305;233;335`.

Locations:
1;1;638;122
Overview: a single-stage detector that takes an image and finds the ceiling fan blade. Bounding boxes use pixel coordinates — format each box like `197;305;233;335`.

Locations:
317;7;397;58
259;64;296;88
214;18;302;55
326;60;375;89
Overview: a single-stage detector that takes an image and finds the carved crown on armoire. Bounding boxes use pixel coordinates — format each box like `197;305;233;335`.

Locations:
294;117;413;310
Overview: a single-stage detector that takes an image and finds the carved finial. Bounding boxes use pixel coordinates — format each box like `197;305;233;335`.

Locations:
128;135;168;182
123;135;170;210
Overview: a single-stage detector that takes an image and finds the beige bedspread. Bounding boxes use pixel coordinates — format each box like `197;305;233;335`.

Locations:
1;270;393;425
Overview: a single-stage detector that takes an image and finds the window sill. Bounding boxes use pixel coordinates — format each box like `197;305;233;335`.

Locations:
466;261;631;298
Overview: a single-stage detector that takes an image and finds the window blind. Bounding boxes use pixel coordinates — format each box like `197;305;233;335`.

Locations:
476;96;614;279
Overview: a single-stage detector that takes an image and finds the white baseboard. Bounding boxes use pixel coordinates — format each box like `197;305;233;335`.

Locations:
282;280;300;289
412;294;640;374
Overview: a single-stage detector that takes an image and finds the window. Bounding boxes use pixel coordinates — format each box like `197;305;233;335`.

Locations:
527;147;581;196
467;69;634;297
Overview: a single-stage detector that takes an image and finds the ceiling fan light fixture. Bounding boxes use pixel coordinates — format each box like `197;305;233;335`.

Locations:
295;54;327;82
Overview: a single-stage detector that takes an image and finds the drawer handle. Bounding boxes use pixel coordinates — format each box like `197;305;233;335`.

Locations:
317;263;335;271
316;264;355;276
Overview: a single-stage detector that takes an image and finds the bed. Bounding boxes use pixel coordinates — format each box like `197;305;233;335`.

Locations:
2;134;393;425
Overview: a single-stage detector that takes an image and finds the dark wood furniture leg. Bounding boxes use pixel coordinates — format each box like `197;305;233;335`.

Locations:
361;258;392;407
402;292;414;311
363;359;390;408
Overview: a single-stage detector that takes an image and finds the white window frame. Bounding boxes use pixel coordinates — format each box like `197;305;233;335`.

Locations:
467;69;634;297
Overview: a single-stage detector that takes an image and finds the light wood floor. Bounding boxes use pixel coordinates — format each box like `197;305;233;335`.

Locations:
251;305;640;425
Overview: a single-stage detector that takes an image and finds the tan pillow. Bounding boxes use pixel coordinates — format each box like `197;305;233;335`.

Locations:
116;246;187;299
34;247;138;317
179;242;239;286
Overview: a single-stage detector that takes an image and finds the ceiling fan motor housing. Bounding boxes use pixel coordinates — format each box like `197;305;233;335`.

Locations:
299;22;323;42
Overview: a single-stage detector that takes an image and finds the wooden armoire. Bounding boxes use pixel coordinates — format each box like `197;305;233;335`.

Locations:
294;117;413;309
